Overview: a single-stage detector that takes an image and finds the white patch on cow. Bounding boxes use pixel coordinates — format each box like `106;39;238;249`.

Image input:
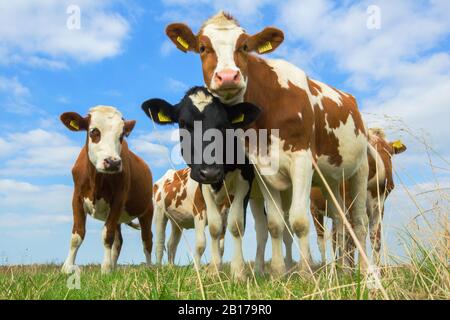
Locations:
266;59;343;107
310;79;344;106
143;241;151;265
298;112;302;120
318;116;367;180
83;197;134;223
189;90;213;112
87;106;125;173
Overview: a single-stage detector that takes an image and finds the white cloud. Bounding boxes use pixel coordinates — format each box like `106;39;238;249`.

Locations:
0;76;40;115
166;77;188;93
0;0;130;69
129;129;181;167
0;129;80;177
0;179;73;218
275;0;450;164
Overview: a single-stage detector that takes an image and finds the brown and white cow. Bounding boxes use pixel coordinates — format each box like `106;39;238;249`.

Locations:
60;106;153;274
165;12;370;274
310;128;407;265
153;168;228;266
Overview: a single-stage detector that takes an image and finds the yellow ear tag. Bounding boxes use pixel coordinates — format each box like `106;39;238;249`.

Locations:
176;36;189;50
258;41;272;54
232;113;245;124
157;111;172;123
392;140;404;149
69;120;79;130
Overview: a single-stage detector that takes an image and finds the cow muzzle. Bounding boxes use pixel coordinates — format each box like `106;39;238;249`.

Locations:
103;157;122;173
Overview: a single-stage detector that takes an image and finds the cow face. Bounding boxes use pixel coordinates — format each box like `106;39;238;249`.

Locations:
61;106;136;173
165;12;284;105
142;87;260;184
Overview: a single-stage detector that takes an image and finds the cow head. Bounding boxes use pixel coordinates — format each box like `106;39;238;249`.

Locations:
61;106;136;173
165;12;284;105
369;128;407;157
142;87;260;184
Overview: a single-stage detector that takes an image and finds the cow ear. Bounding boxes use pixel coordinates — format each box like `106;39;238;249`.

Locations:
391;140;407;154
166;23;199;53
246;27;284;55
124;120;136;137
227;102;261;128
141;99;178;125
60;112;89;131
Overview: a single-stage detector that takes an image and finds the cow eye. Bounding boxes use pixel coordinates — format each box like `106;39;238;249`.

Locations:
119;132;125;143
242;44;248;52
199;45;206;54
89;128;101;143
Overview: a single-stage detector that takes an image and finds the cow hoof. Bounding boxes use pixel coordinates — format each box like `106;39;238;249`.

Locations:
61;263;77;274
230;263;246;282
254;263;265;276
206;263;222;276
270;261;286;277
101;263;113;275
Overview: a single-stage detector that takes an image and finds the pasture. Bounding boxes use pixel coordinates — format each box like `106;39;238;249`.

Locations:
1;234;448;300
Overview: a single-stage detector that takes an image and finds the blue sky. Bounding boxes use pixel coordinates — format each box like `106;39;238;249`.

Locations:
0;0;449;266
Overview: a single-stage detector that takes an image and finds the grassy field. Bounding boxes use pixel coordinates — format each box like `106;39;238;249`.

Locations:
1;252;448;300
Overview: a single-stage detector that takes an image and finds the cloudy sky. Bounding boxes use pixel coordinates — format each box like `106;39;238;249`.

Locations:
0;0;448;266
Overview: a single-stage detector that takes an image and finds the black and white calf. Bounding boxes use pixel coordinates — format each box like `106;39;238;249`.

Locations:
142;87;260;280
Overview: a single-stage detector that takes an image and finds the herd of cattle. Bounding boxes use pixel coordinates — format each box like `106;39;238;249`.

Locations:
60;12;406;279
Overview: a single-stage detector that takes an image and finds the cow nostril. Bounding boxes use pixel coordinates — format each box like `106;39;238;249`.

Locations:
233;73;239;81
215;74;222;82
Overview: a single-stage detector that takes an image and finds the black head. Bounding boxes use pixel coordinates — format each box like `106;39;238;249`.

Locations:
142;86;260;184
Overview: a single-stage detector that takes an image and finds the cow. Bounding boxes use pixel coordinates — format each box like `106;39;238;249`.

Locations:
142;86;260;280
310;128;407;265
60;106;154;274
153;167;229;266
165;12;370;274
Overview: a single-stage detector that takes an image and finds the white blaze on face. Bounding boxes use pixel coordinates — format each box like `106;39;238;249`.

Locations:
189;90;213;112
202;23;247;91
87;106;125;172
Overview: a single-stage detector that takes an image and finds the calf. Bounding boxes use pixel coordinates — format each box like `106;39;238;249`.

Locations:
60;106;153;274
153;167;229;266
310;128;407;265
142;87;260;280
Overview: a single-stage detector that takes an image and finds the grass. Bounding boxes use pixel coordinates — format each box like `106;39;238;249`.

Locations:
0;253;448;300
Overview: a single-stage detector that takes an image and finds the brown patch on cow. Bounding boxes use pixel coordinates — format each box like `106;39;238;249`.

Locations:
163;169;189;209
193;186;206;219
198;35;218;89
244;56;314;153
308;79;322;96
368;134;396;198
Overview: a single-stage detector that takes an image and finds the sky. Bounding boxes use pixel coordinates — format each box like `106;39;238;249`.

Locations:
0;0;449;266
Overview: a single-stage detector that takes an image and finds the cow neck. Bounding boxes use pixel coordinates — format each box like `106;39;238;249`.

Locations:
85;144;127;201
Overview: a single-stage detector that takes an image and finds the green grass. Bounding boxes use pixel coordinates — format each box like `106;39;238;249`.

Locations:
1;258;448;300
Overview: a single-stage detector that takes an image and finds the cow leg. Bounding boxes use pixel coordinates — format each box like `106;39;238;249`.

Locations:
368;197;384;265
280;190;294;270
62;195;86;274
250;197;268;274
101;223;116;274
154;206;168;265
348;154;370;272
254;173;285;276
219;212;227;258
321;180;345;268
202;186;223;273
288;153;313;273
167;221;182;265
138;206;153;266
312;207;326;265
227;176;251;281
194;214;207;267
111;224;123;268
